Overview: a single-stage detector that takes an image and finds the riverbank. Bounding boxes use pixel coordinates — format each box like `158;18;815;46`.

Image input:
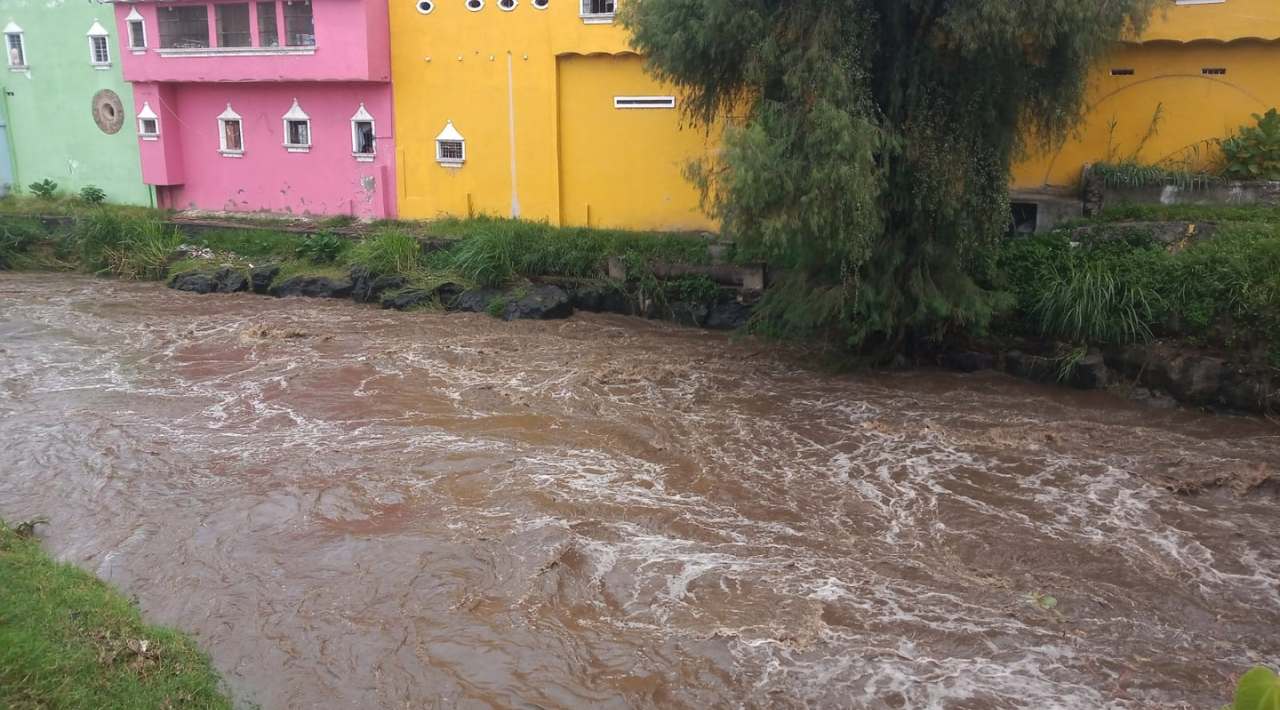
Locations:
0;520;231;708
2;196;1277;414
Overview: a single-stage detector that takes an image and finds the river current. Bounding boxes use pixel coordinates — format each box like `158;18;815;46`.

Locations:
0;273;1276;709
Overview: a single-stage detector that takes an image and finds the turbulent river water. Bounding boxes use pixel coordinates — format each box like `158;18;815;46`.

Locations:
1;273;1277;709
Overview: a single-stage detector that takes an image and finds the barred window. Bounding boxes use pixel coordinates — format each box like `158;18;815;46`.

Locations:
158;6;210;49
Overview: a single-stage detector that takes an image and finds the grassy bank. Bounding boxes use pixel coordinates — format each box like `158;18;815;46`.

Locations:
0;521;231;709
992;208;1280;365
0;198;724;314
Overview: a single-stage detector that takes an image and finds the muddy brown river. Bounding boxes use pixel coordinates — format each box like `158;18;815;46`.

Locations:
1;273;1277;709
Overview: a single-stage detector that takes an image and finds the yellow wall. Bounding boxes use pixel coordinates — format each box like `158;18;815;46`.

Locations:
389;1;715;230
1014;1;1280;191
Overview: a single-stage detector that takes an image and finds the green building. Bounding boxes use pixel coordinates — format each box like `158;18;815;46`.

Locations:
1;0;148;204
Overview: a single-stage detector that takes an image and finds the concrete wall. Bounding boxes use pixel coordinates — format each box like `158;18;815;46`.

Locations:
0;0;149;205
388;0;716;230
138;81;395;218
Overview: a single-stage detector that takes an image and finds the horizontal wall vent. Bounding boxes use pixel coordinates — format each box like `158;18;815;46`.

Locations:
614;96;676;109
1110;68;1135;76
1202;67;1227;75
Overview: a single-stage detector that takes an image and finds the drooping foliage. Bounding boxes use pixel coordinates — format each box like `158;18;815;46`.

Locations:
623;0;1157;353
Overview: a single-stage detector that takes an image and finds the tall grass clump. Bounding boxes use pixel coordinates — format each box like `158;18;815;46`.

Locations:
348;229;421;276
71;212;182;280
437;216;711;288
0;218;45;270
1032;259;1156;344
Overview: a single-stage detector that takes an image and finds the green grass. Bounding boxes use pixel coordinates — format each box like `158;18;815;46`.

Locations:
182;228;306;261
0;195;160;221
1096;202;1280;224
0;521;231;709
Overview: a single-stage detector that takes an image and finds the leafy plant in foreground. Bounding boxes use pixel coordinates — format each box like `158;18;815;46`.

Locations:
1221;109;1280;181
296;233;345;264
79;185;107;205
27;179;58;200
1229;667;1280;710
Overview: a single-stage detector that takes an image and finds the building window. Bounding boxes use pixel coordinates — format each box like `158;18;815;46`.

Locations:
218;104;244;155
283;0;315;47
416;0;435;14
4;23;25;69
87;22;111;67
466;0;484;10
282;98;311;151
158;6;211;49
216;4;252;48
498;0;517;10
532;0;549;9
581;0;615;22
435;121;465;167
614;96;676;109
137;102;160;140
256;3;280;47
126;9;147;50
351;104;376;159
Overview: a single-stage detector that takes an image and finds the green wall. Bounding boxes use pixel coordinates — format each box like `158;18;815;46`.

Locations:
1;0;148;205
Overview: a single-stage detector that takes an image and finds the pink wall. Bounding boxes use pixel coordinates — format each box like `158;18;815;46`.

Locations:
133;82;396;218
116;0;390;83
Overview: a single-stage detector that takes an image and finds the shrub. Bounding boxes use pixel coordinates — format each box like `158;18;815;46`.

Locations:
296;233;346;264
79;186;107;205
27;180;58;200
1221;108;1280;181
348;229;421;276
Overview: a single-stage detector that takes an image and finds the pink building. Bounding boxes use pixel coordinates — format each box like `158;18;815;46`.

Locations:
114;0;396;219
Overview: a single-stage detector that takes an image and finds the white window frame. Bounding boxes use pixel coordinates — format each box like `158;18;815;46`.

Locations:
497;0;518;11
350;103;376;161
87;21;111;69
465;0;485;11
137;102;160;141
415;0;435;14
218;104;245;157
5;23;26;70
532;0;549;9
580;0;615;24
281;98;312;152
614;95;676;110
435;120;465;167
126;8;148;52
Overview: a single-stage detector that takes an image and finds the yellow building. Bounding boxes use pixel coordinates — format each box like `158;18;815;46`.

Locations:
389;0;716;231
1013;0;1280;193
390;1;1280;232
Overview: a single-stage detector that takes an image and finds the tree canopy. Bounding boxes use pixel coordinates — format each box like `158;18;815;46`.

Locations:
624;0;1158;354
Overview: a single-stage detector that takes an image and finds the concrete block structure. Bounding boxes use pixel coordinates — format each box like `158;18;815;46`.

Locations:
0;0;149;203
115;0;396;218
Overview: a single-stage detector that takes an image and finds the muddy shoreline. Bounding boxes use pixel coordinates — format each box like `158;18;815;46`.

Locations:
1;273;1277;708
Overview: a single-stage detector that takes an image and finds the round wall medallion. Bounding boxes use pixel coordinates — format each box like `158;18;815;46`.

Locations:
92;90;125;135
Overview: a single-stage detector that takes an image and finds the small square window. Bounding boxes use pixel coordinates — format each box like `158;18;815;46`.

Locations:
437;140;464;163
90;36;111;66
6;32;26;68
140;118;159;136
580;0;615;22
286;120;310;148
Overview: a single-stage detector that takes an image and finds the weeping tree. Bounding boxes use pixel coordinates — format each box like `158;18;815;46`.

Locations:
623;0;1157;355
